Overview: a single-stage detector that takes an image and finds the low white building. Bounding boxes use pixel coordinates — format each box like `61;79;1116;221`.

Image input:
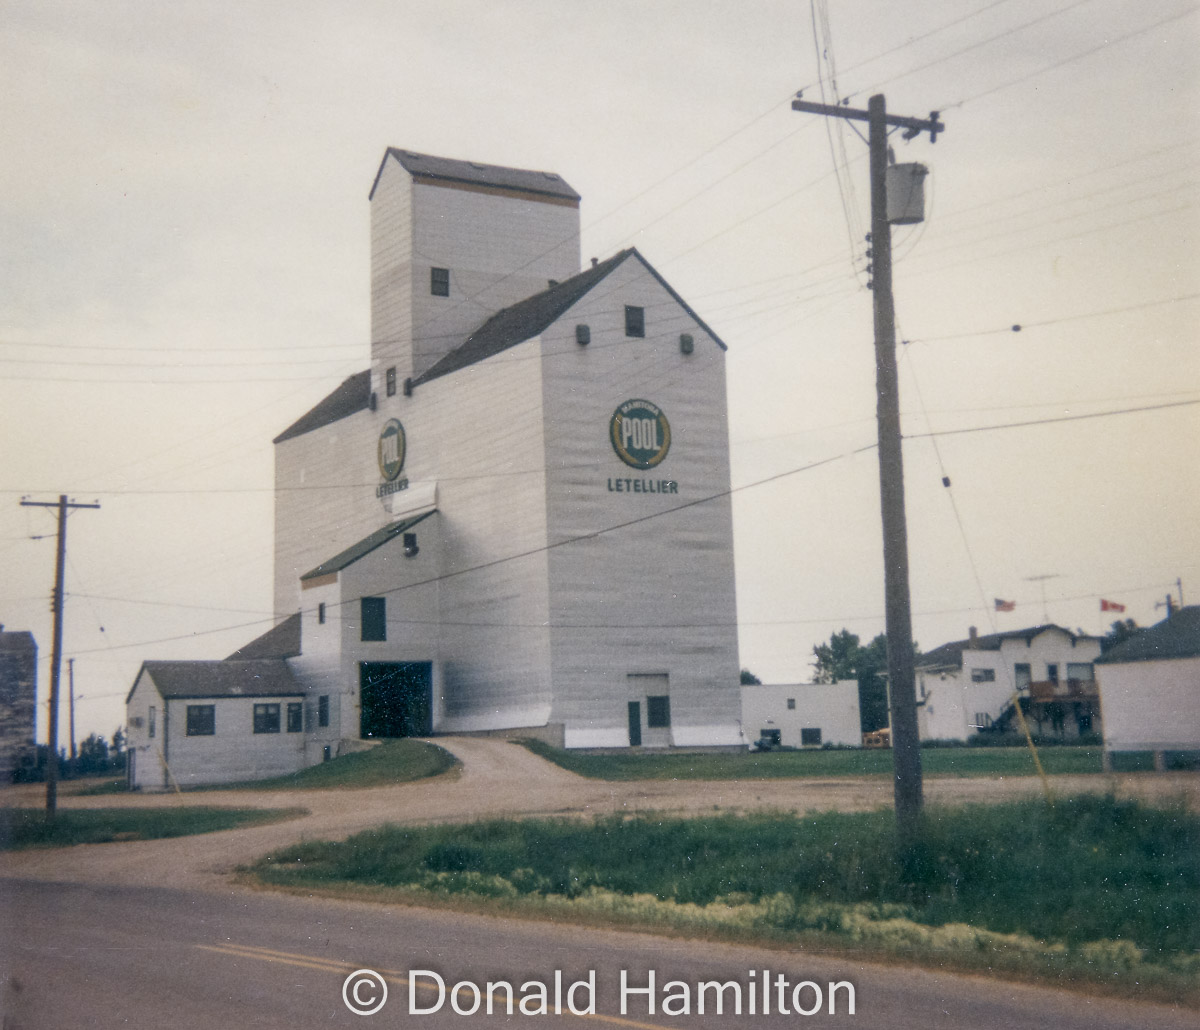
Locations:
1096;606;1200;768
916;625;1101;742
740;682;861;748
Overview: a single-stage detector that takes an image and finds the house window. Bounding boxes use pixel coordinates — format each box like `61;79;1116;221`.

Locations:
186;705;215;736
286;703;303;733
253;703;281;734
361;597;386;641
646;695;671;728
970;668;996;682
318;695;330;728
1047;663;1059;684
786;698;796;710
431;267;450;296
318;602;326;625
625;305;645;338
1014;663;1032;688
386;367;397;397
148;706;156;739
1067;662;1094;683
800;727;822;746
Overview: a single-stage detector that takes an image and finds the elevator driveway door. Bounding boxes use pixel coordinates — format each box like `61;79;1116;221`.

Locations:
359;662;433;738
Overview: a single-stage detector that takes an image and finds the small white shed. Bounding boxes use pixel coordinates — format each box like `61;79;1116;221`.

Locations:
741;681;861;748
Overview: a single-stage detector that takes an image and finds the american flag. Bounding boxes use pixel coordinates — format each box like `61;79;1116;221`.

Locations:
994;598;1016;612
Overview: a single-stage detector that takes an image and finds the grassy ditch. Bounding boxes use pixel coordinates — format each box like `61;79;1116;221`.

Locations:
250;795;1200;999
216;739;457;790
0;805;306;850
520;739;1104;780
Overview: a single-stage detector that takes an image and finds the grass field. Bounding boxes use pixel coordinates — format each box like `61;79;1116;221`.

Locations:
0;805;306;850
520;739;1106;779
251;795;1200;997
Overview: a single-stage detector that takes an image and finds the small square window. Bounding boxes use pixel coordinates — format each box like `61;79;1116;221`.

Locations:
253;703;281;734
431;267;450;297
317;602;326;625
386;367;397;397
786;698;796;710
970;668;996;683
318;695;330;728
800;727;822;746
625;305;645;338
286;702;303;733
361;597;386;641
186;704;215;736
646;695;670;728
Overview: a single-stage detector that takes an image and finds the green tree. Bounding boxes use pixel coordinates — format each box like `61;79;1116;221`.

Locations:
739;668;762;685
1101;618;1140;653
811;630;901;734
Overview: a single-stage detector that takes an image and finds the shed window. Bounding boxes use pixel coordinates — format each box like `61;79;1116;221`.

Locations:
625;305;645;338
431;267;450;297
318;602;326;625
286;703;303;733
253;703;281;734
646;695;670;728
318;695;330;728
186;705;215;736
786;698;796;710
361;597;386;641
800;727;822;746
970;668;996;683
148;706;156;739
386;366;397;397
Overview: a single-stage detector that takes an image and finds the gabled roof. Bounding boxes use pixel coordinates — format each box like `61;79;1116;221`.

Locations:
133;659;302;701
369;148;580;203
274;370;371;444
1096;606;1200;664
917;624;1096;671
413;247;727;386
300;510;435;582
225;613;301;661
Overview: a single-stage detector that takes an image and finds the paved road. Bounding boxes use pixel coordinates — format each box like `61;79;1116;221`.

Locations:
2;877;1194;1030
1;738;1197;1028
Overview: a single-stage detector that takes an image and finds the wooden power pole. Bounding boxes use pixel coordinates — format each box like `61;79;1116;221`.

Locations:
792;93;944;845
19;495;100;817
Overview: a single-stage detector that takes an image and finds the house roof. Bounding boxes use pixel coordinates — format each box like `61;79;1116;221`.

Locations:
369;148;580;203
225;613;302;661
300;510;435;581
0;631;36;654
134;659;303;701
1096;606;1200;664
273;370;371;444
917;624;1097;671
413;247;727;387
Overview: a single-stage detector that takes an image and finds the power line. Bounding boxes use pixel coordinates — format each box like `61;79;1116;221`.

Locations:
905;398;1199;439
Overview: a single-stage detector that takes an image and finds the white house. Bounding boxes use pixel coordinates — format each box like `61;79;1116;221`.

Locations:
740;682;861;748
1096;606;1200;769
915;625;1102;742
128;148;744;783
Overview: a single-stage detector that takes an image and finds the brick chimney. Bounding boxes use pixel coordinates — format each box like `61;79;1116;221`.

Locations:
968;626;978;649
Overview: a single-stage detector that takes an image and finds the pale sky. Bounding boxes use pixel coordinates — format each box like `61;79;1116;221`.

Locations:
2;0;1197;743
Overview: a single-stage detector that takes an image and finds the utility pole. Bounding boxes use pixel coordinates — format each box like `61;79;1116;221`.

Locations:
19;495;100;818
792;93;944;846
68;657;77;765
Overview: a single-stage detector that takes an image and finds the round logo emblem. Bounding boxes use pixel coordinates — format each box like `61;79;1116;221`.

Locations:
377;419;406;481
610;399;671;470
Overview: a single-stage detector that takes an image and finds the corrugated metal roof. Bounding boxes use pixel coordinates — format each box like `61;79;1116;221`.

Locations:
300;510;435;581
370;148;580;203
413;248;727;387
917;624;1096;671
139;660;302;699
274;370;371;444
1096;606;1200;664
225;613;302;661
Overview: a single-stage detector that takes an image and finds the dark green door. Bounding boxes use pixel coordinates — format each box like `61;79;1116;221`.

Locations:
360;662;433;738
628;701;642;746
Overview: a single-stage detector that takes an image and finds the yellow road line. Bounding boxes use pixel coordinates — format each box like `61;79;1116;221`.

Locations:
197;942;671;1030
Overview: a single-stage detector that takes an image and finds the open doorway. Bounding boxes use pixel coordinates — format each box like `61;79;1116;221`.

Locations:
359;662;433;738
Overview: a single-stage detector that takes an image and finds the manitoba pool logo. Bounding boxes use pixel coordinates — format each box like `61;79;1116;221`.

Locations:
377;418;407;481
610;399;671;470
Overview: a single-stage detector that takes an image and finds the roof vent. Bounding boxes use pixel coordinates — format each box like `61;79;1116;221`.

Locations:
548;279;558;287
590;257;599;267
543;173;559;180
469;162;486;169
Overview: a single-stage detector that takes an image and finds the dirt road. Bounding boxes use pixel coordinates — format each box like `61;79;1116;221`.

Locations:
1;736;1197;893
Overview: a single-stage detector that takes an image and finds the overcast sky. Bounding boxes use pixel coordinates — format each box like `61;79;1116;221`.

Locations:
2;0;1197;743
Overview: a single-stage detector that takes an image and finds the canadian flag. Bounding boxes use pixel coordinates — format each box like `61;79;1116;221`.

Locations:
1101;599;1126;613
